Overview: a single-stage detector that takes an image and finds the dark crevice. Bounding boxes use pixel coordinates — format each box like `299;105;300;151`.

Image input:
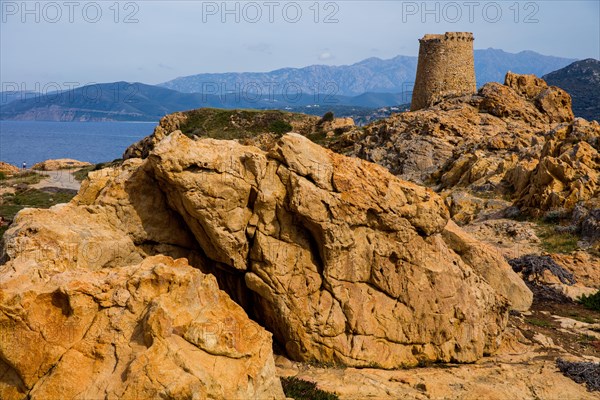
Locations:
247;187;259;210
51;290;74;317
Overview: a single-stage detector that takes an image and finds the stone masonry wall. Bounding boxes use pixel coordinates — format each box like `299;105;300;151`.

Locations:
410;32;477;111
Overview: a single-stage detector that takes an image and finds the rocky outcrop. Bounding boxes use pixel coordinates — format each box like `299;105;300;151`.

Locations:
442;221;533;311
32;159;92;171
462;219;542;259
123;112;189;159
329;72;599;221
331;73;570;186
276;350;599;400
1;131;532;388
0;162;20;176
0;255;284;400
504;71;574;123
123;108;351;159
509;118;600;214
147;132;530;367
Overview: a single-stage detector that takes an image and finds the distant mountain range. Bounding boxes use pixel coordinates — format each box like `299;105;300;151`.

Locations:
0;82;409;122
543;58;600;121
0;49;585;122
161;49;576;96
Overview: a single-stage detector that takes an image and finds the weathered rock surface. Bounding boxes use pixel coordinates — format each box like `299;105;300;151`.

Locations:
32;158;92;171
461;219;542;259
275;349;598;400
1;203;143;273
551;251;600;289
1;131;532;388
442;221;533;311
443;190;510;225
0;162;20;176
147;131;530;367
0;255;284;400
510;119;600;214
329;72;599;220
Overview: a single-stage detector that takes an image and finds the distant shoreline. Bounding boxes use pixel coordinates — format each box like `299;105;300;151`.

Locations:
0;119;159;124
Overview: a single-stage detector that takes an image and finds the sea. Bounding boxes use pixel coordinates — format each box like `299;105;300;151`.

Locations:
0;121;158;167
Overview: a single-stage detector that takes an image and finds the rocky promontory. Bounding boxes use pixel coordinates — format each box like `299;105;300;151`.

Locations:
1;71;599;399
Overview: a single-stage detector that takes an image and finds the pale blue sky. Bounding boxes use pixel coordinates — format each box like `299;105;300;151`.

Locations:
1;0;599;88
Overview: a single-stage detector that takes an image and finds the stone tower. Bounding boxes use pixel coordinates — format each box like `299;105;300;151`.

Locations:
410;32;476;111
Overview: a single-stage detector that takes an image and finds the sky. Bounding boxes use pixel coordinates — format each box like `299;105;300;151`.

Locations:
1;0;599;89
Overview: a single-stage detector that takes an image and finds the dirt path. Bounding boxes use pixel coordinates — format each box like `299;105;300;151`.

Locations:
32;170;81;191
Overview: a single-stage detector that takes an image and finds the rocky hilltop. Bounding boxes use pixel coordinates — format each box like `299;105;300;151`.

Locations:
544;58;600;121
330;72;600;249
1;72;599;399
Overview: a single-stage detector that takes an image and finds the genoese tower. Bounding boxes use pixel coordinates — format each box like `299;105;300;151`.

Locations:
410;32;477;111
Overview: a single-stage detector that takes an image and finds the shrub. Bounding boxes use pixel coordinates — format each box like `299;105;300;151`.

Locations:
269;119;293;135
281;377;339;400
578;291;600;312
321;111;334;122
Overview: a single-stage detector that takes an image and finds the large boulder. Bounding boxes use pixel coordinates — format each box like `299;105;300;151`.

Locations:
0;162;20;176
510;118;600;214
0;255;284;400
1;131;532;387
148;132;531;367
32;159;92;171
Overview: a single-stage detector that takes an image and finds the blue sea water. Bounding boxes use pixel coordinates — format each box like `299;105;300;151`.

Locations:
0;121;158;167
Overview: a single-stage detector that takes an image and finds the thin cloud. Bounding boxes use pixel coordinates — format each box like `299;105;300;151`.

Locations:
245;43;272;55
318;51;334;61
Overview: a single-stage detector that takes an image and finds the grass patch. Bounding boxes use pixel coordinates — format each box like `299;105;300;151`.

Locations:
0;171;44;187
0;172;6;181
73;159;123;182
578;333;598;344
73;165;96;182
281;377;339;400
568;312;597;324
525;318;552;328
305;131;329;145
178;108;307;140
535;222;579;254
578;291;600;312
0;188;76;231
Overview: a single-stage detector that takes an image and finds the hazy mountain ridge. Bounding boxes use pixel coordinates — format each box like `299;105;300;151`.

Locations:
161;49;576;95
0;49;581;122
543;58;600;121
0;82;407;122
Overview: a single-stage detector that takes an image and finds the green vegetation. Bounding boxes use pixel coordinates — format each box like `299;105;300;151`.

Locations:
525;318;552;328
178;108;305;140
0;188;76;237
269;119;293;135
0;171;44;187
306;131;328;145
1;189;75;217
568;312;597;324
319;111;335;123
73;159;123;182
578;291;600;312
0;172;6;181
281;377;339;400
535;222;579;254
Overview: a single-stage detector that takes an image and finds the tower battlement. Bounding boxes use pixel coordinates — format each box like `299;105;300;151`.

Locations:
410;32;477;111
420;32;474;43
